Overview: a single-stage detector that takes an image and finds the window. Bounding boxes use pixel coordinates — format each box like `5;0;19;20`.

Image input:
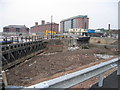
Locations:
84;23;87;29
26;28;29;32
16;28;20;32
4;28;9;32
71;19;73;28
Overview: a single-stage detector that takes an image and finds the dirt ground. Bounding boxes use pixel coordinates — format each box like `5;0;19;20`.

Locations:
6;46;118;87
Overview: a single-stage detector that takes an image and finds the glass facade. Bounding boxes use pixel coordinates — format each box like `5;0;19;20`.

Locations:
73;19;77;28
64;20;71;32
63;19;77;33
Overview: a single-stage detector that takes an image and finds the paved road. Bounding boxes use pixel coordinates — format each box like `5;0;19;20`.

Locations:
89;70;120;89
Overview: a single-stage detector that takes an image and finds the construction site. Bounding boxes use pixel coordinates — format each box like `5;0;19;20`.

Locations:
1;34;119;89
1;0;120;89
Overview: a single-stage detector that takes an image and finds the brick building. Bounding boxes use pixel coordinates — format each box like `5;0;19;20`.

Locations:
60;15;89;33
3;25;29;33
30;20;59;34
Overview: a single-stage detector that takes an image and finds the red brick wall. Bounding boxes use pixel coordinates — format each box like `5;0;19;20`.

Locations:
60;22;63;33
9;28;16;32
76;18;83;28
20;28;29;33
3;27;29;33
86;18;89;29
76;17;89;29
30;24;59;33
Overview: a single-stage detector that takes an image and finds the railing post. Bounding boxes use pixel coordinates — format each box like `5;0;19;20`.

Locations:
11;37;13;43
32;36;33;41
5;37;7;42
21;37;23;43
29;36;30;41
17;37;19;43
1;71;8;86
25;37;27;42
35;36;36;41
38;36;40;40
37;36;38;41
98;73;104;87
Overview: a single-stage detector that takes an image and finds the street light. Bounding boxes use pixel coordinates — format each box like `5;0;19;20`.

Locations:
51;16;53;39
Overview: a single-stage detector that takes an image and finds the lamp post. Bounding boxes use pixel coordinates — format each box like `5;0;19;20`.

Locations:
51;16;53;39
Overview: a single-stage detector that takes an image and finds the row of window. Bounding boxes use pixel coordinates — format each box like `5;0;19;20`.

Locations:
62;19;77;32
3;28;29;32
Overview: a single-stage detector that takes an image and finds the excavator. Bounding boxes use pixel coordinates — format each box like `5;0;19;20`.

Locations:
45;30;56;37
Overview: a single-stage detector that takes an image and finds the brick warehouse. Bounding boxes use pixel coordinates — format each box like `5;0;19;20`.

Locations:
30;20;59;34
3;25;29;33
60;15;89;33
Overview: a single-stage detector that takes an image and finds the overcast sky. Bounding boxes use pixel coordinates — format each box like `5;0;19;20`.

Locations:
0;0;119;32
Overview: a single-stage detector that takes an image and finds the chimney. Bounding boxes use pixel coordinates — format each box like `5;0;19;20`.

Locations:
108;24;110;30
35;22;38;26
46;22;50;24
41;20;45;25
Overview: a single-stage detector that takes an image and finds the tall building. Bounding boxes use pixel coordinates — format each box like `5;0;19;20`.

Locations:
60;15;89;33
30;20;59;34
3;25;29;33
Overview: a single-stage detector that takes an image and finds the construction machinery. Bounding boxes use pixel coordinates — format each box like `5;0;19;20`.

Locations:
45;30;56;37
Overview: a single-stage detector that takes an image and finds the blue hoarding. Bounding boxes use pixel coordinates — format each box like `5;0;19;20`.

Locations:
88;29;95;33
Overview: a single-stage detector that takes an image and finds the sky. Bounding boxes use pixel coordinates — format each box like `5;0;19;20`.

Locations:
0;0;119;32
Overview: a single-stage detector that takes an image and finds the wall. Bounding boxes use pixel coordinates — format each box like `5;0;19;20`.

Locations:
30;23;59;34
89;37;118;45
3;27;29;33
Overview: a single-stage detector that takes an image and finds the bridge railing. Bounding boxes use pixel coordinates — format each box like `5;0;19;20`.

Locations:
0;36;43;44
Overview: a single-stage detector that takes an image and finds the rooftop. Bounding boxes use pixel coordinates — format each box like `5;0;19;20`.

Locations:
4;25;28;28
60;15;88;22
31;22;59;28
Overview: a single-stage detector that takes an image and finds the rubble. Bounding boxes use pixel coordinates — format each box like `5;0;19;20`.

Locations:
6;47;117;86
